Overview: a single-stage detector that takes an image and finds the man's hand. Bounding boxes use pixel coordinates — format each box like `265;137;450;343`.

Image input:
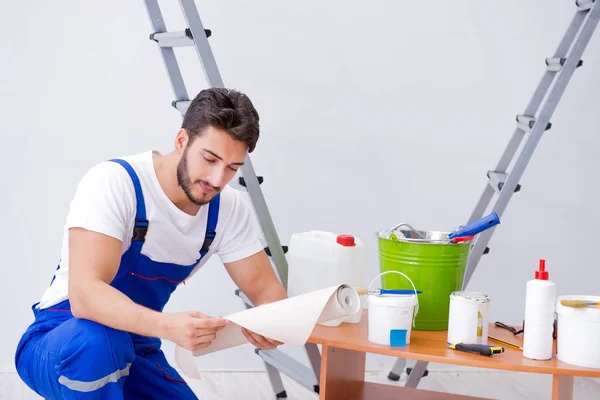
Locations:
163;311;229;352
241;327;283;350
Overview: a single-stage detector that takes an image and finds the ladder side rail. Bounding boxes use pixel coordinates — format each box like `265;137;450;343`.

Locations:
467;7;589;225
150;0;291;287
177;0;224;88
497;8;589;173
145;0;190;102
239;157;290;287
405;1;600;390
463;0;600;286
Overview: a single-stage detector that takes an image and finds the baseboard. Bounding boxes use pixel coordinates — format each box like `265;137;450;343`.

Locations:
1;364;17;374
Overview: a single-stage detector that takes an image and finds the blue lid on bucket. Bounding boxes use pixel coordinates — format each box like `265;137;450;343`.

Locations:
369;289;423;296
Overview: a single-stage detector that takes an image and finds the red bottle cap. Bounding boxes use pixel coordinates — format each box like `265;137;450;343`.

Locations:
535;259;549;280
336;235;355;246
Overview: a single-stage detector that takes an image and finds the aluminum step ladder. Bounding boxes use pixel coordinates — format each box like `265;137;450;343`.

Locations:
142;0;320;398
388;0;600;387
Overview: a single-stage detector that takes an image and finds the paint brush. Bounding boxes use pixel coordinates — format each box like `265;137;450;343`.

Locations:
560;299;600;308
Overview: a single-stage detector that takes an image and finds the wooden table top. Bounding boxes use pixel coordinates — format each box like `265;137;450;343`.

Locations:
308;310;600;377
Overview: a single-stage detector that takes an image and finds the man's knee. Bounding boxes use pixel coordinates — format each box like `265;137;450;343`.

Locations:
54;318;136;388
17;316;136;398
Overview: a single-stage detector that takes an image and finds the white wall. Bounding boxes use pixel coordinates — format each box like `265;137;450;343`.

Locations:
2;0;599;380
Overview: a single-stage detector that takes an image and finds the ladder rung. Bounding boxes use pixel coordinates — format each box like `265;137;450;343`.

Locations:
265;245;289;257
487;171;522;193
150;28;212;48
516;114;552;132
576;0;595;12
239;176;264;187
172;100;190;114
545;57;584;72
150;28;194;47
228;176;265;192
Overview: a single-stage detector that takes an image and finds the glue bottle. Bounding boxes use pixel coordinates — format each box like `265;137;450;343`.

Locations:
522;259;556;360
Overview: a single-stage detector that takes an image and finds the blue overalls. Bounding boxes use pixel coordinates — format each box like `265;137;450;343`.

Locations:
14;159;220;399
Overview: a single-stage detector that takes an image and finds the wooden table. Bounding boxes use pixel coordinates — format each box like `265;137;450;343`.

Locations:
307;310;600;400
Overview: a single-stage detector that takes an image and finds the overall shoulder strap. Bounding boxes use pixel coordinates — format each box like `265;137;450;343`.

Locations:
200;193;220;256
108;159;148;242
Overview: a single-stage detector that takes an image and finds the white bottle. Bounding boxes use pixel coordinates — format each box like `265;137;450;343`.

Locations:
522;259;556;360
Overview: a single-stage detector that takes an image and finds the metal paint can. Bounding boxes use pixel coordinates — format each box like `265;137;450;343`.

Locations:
447;291;491;345
377;224;472;331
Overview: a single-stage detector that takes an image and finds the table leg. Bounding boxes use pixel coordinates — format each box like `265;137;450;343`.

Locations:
552;375;574;400
319;344;366;400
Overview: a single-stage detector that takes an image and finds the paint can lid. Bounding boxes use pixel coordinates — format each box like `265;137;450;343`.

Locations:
450;291;490;303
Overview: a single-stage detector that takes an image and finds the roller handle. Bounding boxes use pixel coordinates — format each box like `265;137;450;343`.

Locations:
355;288;422;296
448;212;501;239
377;289;422;295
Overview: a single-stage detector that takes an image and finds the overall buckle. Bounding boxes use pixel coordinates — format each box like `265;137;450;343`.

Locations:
201;230;216;252
132;219;149;241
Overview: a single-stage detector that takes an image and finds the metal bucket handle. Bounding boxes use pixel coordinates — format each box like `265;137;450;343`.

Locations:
368;270;419;327
389;222;426;239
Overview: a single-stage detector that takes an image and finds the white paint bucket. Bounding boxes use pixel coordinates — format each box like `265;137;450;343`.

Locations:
367;271;419;347
447;291;490;345
556;295;600;369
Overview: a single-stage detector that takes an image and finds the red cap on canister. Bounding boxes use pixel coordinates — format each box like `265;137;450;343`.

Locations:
336;235;355;246
535;259;549;280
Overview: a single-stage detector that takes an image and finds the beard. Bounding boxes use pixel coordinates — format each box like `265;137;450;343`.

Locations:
176;147;220;206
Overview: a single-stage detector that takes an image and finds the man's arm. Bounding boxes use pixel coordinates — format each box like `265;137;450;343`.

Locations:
68;227;168;337
223;249;287;307
63;161;226;351
68;227;228;351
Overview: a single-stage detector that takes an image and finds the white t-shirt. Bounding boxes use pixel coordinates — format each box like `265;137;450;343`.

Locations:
37;150;265;310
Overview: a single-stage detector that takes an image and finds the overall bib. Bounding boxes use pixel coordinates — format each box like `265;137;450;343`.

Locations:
15;158;220;399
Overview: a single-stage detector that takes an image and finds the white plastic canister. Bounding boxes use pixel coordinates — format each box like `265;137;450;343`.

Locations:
447;291;490;345
286;231;366;326
367;271;419;346
556;295;600;369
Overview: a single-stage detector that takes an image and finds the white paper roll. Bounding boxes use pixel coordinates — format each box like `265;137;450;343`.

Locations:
175;284;360;378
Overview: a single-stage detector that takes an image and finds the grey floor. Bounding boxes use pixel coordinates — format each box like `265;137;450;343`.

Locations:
187;370;600;400
4;370;600;399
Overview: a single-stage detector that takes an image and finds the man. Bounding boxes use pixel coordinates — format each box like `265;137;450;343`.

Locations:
14;87;288;399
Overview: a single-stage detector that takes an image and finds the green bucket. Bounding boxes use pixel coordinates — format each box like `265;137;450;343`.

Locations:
376;223;472;331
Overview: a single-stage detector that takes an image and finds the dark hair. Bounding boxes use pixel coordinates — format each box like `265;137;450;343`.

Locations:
181;88;260;152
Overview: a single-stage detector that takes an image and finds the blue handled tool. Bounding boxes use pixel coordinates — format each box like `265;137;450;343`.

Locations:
362;288;422;295
448;212;500;240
